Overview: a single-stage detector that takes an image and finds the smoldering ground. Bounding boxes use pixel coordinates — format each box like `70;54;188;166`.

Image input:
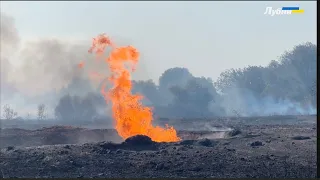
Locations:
0;120;316;178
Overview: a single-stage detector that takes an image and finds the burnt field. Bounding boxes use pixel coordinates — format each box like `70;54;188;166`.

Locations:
0;115;317;178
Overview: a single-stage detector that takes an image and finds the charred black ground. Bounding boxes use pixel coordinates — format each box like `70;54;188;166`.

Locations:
0;115;316;178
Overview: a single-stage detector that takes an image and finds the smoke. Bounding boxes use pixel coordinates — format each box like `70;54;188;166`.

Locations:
1;12;315;121
138;64;316;118
0;12;153;119
217;88;316;117
1;13;20;100
0;13;112;117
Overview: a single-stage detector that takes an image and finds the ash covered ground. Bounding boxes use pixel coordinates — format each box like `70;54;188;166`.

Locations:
0;115;316;178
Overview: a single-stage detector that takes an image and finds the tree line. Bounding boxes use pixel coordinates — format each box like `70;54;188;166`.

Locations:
54;42;317;120
2;42;316;120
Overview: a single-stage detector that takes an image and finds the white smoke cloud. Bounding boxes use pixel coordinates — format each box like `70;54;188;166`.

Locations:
0;12;113;98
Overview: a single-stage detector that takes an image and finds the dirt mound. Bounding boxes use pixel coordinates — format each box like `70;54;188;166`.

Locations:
124;135;155;146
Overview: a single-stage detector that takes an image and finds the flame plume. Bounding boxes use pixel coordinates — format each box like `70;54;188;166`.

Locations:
80;34;180;142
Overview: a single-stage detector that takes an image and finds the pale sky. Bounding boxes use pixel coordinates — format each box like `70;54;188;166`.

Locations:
1;1;316;82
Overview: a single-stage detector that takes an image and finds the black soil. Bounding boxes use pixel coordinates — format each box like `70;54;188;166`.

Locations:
0;120;316;178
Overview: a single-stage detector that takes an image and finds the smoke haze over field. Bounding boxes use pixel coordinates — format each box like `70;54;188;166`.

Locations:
0;1;316;120
1;13;106;95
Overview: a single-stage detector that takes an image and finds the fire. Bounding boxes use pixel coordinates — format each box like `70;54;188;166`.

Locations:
82;34;180;142
78;61;85;68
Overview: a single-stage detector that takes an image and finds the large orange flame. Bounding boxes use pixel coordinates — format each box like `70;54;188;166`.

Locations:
81;34;180;142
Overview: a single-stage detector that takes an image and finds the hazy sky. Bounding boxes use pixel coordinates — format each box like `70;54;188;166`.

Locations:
1;1;316;82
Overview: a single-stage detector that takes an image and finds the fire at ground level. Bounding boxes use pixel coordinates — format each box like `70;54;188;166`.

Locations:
0;115;316;178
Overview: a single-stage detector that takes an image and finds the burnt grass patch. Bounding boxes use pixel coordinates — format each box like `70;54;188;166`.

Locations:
0;122;316;178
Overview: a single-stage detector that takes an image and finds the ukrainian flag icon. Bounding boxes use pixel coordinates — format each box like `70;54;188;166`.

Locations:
282;7;304;14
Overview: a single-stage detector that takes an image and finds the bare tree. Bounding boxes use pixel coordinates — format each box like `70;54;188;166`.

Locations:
2;104;18;120
37;104;47;120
